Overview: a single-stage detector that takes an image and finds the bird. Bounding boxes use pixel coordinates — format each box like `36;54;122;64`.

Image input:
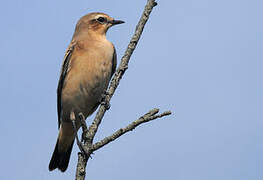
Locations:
49;12;124;172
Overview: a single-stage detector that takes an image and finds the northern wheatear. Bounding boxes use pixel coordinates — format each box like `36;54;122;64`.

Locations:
49;12;124;172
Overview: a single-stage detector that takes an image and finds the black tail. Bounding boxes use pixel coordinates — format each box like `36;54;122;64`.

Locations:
48;139;74;172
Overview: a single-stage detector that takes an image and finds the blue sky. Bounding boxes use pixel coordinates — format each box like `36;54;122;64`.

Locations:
1;0;263;179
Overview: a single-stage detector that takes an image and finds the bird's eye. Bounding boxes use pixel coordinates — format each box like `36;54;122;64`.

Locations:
97;17;106;23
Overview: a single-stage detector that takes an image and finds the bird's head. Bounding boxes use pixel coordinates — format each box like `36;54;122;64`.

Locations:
74;12;125;37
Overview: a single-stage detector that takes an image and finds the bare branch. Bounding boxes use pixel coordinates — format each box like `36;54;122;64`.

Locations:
75;1;171;180
91;109;172;151
81;0;159;145
75;153;87;179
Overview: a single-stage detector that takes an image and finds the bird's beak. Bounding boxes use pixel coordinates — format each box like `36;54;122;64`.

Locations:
109;19;125;25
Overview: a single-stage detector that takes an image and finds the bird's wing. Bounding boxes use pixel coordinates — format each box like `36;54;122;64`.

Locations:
57;41;76;128
111;47;117;77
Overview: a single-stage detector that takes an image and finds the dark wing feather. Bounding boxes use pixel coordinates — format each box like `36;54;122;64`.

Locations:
57;41;76;128
111;47;117;77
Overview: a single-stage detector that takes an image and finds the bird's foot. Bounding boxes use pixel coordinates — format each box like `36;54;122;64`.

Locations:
76;136;87;155
71;111;88;155
100;91;111;110
89;151;95;159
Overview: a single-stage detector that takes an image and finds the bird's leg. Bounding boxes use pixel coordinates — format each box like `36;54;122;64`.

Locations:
78;112;95;158
100;90;111;110
78;112;88;142
70;111;87;155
